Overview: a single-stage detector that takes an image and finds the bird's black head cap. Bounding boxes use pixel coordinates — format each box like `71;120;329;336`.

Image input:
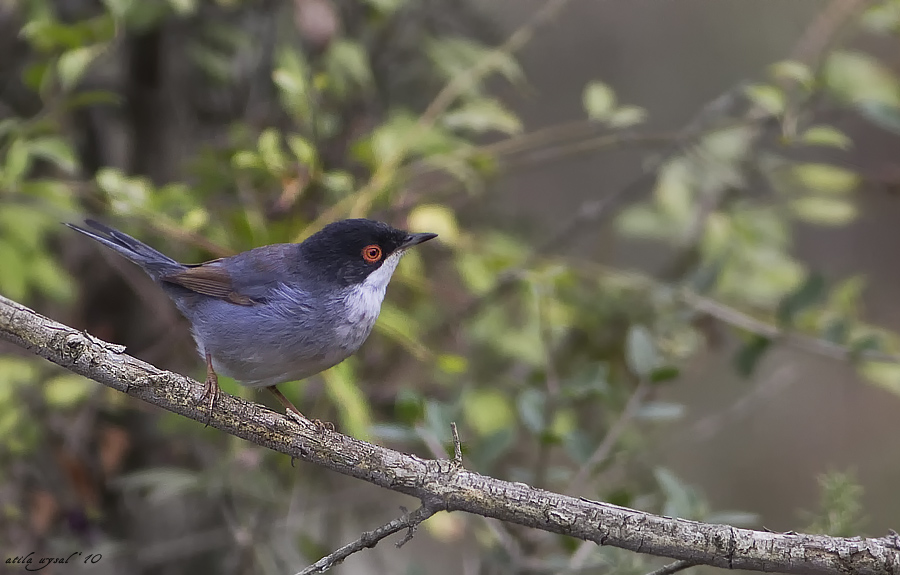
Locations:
299;218;436;287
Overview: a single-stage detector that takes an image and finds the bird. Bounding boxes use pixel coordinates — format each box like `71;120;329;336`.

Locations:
66;218;437;427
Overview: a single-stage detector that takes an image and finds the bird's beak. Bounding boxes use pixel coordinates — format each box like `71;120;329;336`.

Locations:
401;232;438;248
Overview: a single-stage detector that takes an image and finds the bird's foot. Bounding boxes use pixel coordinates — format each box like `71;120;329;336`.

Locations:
312;419;335;432
198;367;220;427
283;410;333;432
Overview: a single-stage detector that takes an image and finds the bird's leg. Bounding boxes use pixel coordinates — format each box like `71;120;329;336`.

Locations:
266;386;333;431
199;352;220;426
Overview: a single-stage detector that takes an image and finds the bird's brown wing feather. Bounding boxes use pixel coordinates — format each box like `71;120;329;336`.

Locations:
160;263;255;306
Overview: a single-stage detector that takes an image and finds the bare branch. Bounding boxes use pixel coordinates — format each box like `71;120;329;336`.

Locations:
568;380;652;492
1;294;898;575
295;506;436;575
645;560;695;575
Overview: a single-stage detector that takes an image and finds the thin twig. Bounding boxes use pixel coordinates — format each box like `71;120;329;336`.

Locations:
419;0;574;125
562;259;900;366
789;0;871;66
552;539;598;575
450;422;463;466
295;505;436;575
644;559;695;575
683;292;900;364
568;380;652;492
533;283;562;488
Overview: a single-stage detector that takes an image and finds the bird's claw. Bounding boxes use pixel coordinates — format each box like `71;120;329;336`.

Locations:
312;419;335;432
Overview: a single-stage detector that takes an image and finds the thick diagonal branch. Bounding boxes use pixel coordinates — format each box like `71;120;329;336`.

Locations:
1;294;898;575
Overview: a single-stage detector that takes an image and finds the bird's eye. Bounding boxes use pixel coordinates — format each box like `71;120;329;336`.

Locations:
362;244;382;263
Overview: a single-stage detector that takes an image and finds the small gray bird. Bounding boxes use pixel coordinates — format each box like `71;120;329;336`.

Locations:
66;218;437;426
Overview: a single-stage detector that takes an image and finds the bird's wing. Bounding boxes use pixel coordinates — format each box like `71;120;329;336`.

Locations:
159;263;255;306
158;244;298;306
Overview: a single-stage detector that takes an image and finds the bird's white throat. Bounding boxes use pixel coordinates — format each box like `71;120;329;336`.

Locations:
336;249;405;344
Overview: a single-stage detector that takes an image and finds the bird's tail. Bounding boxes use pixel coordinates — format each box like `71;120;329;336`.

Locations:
65;220;183;279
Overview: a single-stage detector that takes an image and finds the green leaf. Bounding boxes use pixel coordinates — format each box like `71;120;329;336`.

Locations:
828;276;866;315
323;39;373;97
849;333;884;358
167;0;198;16
733;334;770;378
374;303;428;359
0;357;39;386
273;47;312;122
861;2;900;33
4;138;31;185
187;42;232;83
800;126;852;149
231;150;261;170
516;388;545;434
29;255;75;302
436;354;468;374
320;170;354;195
821;318;849;345
363;0;408;14
463;389;514;436
654;159;693;223
857;101;900;134
650;365;680;383
859;362;900;398
625;325;660;378
636;401;685;422
58;45;104;91
442;99;522;135
0;118;19;140
427;37;523;91
770;60;813;89
96;168;151;215
257;128;286;174
102;0;135;19
655;467;700;519
408;204;458;245
583;81;616;120
22;62;52;94
745;84;785;115
44;374;94;408
472;428;515;467
824;50;900;106
322;362;372;441
394;389;424;424
616;205;674;239
791;197;857;226
28;136;79;174
792;163;859;194
776;272;826;326
286;134;317;167
607;105;647;128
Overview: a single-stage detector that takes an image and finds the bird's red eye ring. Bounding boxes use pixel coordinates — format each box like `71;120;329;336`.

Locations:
362;244;382;263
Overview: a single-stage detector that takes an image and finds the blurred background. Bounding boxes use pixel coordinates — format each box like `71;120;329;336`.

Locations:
2;0;900;573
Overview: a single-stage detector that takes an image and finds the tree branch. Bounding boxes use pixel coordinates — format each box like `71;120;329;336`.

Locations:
2;293;898;575
295;505;436;575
